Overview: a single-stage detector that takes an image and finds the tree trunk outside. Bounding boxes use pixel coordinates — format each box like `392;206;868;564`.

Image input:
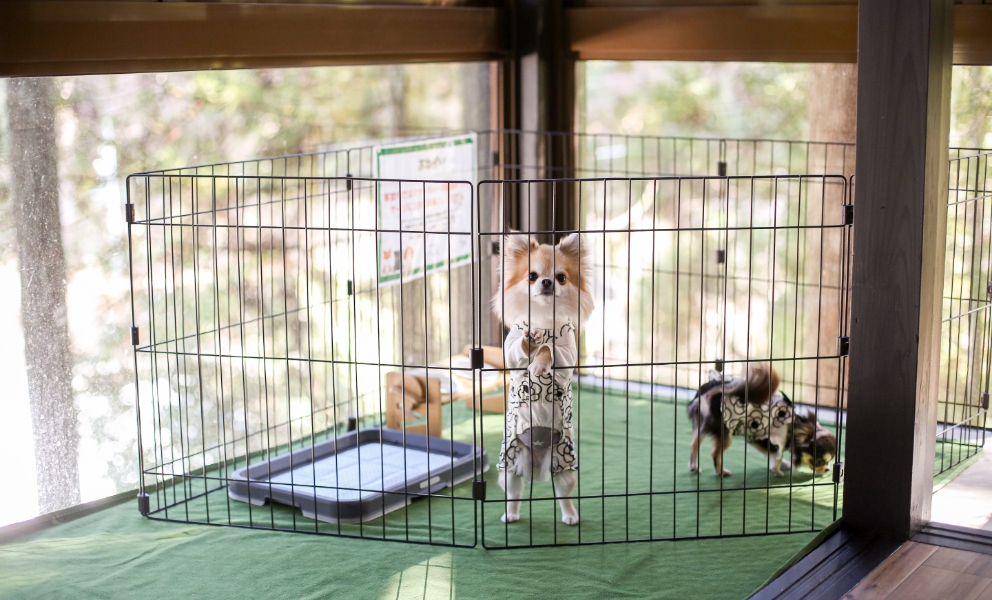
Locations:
805;64;857;408
7;77;81;513
808;64;858;146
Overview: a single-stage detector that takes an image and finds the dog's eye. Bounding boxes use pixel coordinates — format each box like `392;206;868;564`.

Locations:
528;272;538;282
556;273;566;283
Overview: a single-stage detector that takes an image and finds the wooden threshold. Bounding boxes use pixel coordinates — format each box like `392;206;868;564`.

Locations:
753;524;992;599
844;539;992;599
751;527;903;600
915;523;992;557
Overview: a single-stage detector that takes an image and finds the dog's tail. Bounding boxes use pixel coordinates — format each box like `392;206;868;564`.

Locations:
687;394;701;430
744;364;780;406
688;375;729;429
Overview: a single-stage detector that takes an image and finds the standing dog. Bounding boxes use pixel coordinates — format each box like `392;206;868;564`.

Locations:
492;232;594;525
687;366;836;477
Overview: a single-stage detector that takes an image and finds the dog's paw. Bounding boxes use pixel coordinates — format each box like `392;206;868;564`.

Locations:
717;468;732;477
688;462;699;473
772;468;785;477
528;361;551;378
561;512;579;526
501;512;520;524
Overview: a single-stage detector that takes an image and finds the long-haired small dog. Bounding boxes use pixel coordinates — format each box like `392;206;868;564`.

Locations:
492;231;594;525
687;365;836;477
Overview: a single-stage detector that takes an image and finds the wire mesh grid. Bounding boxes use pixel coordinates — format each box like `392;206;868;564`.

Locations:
125;131;988;548
477;169;852;547
126;162;487;546
937;149;992;474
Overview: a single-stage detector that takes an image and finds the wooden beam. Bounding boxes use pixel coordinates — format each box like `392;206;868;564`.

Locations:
569;4;992;65
4;2;992;76
569;5;858;63
0;1;504;77
954;5;992;65
843;0;954;538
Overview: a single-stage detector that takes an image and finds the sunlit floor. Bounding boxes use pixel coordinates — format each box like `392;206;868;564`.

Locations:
932;440;992;531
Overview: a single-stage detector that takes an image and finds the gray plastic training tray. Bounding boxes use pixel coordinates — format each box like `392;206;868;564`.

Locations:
228;428;488;524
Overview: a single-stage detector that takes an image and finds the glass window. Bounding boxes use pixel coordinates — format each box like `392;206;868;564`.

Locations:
0;62;493;526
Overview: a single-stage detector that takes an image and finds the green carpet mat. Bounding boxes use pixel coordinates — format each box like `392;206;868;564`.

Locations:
1;386;983;599
0;500;816;600
137;385;839;548
480;384;838;547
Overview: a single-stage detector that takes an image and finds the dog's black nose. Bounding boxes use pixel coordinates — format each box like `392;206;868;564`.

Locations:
541;278;553;290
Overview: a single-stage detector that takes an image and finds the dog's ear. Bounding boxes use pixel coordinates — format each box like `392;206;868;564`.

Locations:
503;230;538;257
557;233;593;284
557;232;587;259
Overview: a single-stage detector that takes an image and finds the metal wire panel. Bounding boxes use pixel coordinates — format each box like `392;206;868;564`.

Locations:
124;130;989;548
474;130;856;179
937;150;992;474
126;164;482;546
478;173;851;548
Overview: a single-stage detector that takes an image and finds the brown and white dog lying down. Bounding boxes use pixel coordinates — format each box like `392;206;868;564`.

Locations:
687;365;837;477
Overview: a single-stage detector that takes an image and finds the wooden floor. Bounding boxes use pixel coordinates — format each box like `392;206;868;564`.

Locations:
845;542;992;600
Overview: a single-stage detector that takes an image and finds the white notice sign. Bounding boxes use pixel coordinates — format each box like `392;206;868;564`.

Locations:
374;134;477;285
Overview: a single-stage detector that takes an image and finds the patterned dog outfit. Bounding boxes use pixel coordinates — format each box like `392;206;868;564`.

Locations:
699;370;794;445
721;385;794;442
498;321;577;475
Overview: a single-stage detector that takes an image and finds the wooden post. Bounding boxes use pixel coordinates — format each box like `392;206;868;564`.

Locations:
843;0;954;537
487;0;577;348
510;0;576;235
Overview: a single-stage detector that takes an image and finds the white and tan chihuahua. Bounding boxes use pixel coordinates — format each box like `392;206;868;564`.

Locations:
492;231;594;525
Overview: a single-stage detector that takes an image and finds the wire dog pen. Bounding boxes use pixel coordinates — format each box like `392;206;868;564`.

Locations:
125;131;987;548
938;149;992;474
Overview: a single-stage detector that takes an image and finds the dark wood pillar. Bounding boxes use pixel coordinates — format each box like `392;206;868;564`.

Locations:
503;0;576;234
843;0;954;538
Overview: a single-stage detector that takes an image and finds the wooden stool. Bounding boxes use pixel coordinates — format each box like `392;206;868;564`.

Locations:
385;372;443;437
384;345;507;438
